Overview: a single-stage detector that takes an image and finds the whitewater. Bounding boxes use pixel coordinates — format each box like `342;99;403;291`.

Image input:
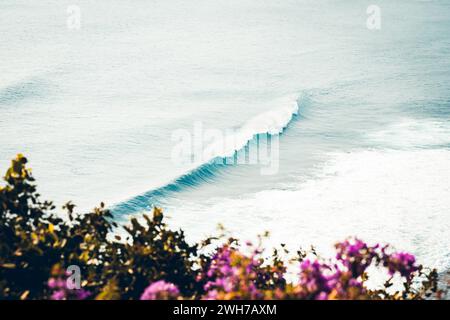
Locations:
1;0;449;273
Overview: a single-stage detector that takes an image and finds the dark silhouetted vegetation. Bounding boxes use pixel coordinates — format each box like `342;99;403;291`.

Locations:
0;155;444;300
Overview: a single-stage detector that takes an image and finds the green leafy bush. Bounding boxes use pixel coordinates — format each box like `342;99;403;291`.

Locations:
0;154;198;300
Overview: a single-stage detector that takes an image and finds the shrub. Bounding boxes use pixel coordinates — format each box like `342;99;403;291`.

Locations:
0;154;198;300
0;155;444;300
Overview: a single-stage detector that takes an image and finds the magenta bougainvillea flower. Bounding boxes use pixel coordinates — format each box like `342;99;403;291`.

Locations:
335;238;379;277
386;252;418;278
140;280;180;300
202;245;264;300
47;277;91;300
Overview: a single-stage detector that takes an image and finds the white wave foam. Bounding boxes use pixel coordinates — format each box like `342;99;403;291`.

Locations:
168;149;450;272
367;118;450;148
201;94;300;161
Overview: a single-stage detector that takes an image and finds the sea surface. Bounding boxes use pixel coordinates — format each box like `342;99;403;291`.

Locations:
1;0;449;271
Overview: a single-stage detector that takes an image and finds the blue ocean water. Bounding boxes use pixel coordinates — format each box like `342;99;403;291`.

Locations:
1;0;449;271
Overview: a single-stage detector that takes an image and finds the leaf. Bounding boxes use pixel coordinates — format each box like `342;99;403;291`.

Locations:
20;291;30;300
95;279;120;300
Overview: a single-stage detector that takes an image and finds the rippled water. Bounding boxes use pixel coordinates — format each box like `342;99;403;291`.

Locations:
1;0;449;270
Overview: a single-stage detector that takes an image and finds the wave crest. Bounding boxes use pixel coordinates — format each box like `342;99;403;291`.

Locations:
112;94;302;216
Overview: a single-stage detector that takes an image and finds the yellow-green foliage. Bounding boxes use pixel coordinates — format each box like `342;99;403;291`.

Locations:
0;154;199;300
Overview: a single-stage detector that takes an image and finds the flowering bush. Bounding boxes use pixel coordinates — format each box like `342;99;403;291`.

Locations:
0;155;445;300
194;238;441;300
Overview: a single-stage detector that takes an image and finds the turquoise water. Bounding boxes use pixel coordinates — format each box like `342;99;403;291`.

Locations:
1;0;449;270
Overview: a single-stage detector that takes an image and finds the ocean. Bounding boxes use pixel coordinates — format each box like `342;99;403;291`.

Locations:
1;0;449;272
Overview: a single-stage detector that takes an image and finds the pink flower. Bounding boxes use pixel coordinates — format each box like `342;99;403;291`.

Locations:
298;259;333;298
47;277;91;300
335;239;378;277
202;245;265;299
386;252;418;278
140;280;180;300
